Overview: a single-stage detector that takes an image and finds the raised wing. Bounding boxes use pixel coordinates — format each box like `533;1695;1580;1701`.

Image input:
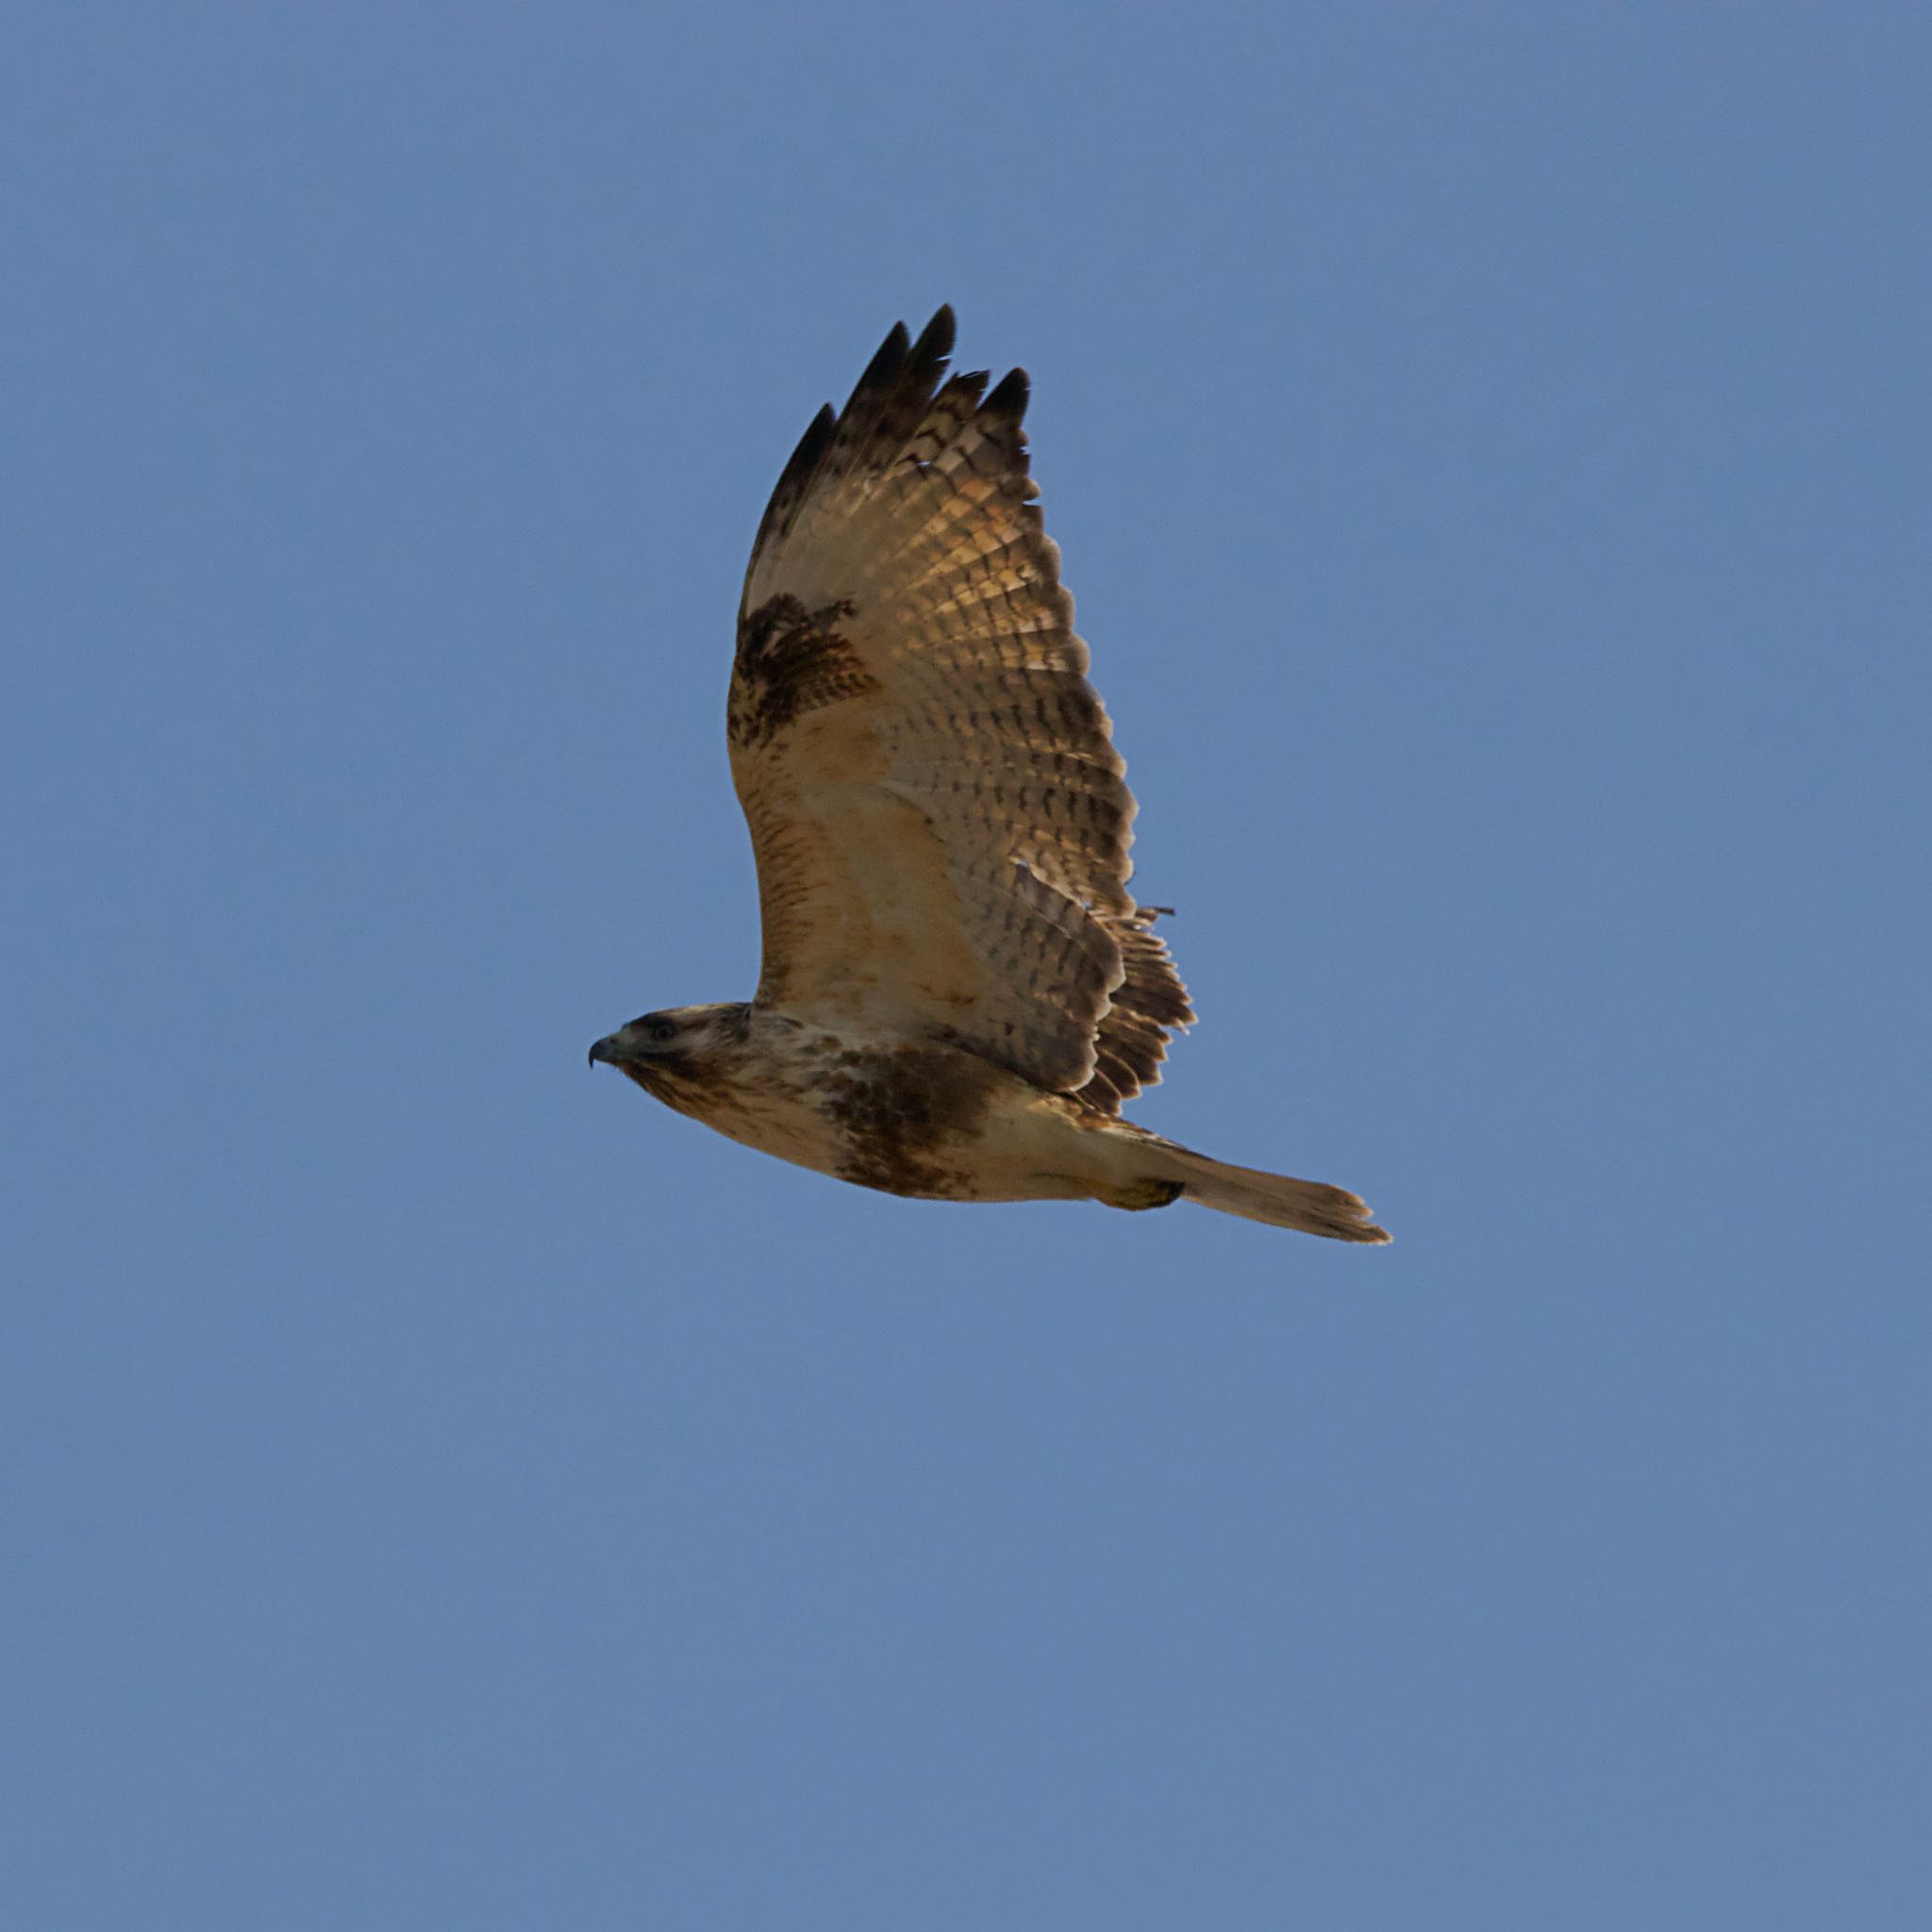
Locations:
727;308;1191;1108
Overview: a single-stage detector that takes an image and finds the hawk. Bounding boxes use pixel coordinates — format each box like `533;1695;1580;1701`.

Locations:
591;309;1389;1242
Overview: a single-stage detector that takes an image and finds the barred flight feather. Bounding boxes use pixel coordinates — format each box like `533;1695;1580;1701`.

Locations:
729;305;1189;1108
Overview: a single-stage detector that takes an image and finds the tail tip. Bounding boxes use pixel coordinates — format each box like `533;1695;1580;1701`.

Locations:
1324;1186;1393;1245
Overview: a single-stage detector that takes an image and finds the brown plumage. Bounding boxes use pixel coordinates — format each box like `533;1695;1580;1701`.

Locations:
591;309;1389;1242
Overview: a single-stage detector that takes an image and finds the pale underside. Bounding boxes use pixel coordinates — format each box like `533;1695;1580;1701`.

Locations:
727;307;1192;1114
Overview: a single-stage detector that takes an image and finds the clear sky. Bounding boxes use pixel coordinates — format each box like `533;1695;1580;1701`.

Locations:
6;5;1927;1926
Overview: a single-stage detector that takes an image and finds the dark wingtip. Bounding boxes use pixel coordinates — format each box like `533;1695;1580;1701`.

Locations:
983;365;1030;422
912;305;957;365
772;402;837;499
842;321;912;414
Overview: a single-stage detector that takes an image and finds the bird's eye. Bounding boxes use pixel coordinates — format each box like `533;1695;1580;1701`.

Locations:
642;1014;677;1043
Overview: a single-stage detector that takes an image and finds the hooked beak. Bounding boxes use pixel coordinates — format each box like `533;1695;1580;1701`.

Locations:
588;1034;623;1069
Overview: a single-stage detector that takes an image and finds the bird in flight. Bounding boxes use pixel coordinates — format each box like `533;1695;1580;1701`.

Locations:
591;308;1389;1241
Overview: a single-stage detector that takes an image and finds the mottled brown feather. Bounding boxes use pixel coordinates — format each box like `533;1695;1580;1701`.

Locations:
1079;910;1195;1111
730;308;1191;1105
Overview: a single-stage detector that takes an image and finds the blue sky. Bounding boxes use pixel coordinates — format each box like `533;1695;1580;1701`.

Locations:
6;5;1927;1926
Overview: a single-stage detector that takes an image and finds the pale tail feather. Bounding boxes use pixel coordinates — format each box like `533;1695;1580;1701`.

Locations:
1145;1141;1391;1243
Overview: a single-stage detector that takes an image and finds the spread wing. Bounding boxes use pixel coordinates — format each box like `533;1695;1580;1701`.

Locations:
728;307;1191;1109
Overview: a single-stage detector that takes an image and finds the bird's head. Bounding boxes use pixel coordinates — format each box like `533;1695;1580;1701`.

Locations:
588;1003;753;1108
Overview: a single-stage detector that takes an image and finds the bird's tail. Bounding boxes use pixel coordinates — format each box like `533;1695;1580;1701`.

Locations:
1142;1139;1391;1243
